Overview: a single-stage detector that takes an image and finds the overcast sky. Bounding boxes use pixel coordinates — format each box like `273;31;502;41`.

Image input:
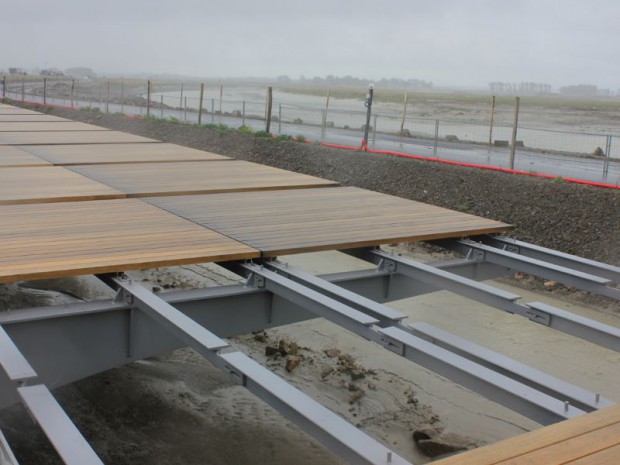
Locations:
2;0;619;90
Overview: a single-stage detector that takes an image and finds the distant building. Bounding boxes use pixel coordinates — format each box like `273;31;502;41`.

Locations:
65;67;96;79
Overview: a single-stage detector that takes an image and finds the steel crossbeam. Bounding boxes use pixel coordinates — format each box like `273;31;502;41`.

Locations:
0;428;18;465
265;261;406;325
219;352;411;465
477;235;620;283
437;239;620;300
408;321;613;412
0;324;37;384
347;248;620;353
242;263;586;425
18;384;103;465
114;279;412;465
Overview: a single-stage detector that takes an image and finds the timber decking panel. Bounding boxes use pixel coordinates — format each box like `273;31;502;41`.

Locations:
434;403;620;465
20;143;230;165
0;122;109;132
0;114;69;122
0;146;52;167
0;131;159;145
69;161;339;197
147;187;512;256
0;199;259;283
0;108;42;115
0;166;125;205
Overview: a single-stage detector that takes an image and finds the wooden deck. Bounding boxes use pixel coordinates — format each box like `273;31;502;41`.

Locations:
20;143;230;165
69;160;340;197
0;199;259;283
0;131;159;145
0;114;69;122
0;146;51;167
0;166;124;205
435;403;620;465
148;187;512;256
0;121;110;132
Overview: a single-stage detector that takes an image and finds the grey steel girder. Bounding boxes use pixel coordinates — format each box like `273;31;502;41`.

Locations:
436;239;620;300
113;278;411;465
260;260;612;413
0;428;18;465
242;263;586;425
476;235;620;283
346;248;620;353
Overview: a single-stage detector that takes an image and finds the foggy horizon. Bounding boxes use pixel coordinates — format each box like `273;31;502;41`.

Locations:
2;0;619;92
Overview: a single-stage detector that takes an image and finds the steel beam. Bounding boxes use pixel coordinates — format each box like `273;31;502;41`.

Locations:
220;352;411;465
265;261;406;325
242;264;378;338
346;248;620;352
408;321;613;412
437;239;620;300
525;301;620;352
0;324;37;385
477;235;620;283
243;264;586;424
0;428;18;465
17;384;103;465
376;326;585;425
114;279;412;465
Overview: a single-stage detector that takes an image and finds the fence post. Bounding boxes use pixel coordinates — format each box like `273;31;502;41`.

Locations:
43;77;47;104
488;95;496;146
278;104;282;134
399;92;409;135
179;83;184;109
434;119;439;155
121;80;125;114
265;86;273;133
509;96;520;170
184;97;187;121
197;83;204;125
242;101;246;126
106;81;110;113
211;98;215;123
70;80;75;108
146;80;152;117
160;95;164;118
2;75;6;99
219;84;223;116
321;109;326;138
372;114;377;146
324;88;331;127
603;135;611;177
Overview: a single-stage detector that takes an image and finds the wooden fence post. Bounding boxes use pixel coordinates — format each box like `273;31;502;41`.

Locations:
198;83;205;125
265;86;273;133
509;97;520;170
146;80;152;117
399;92;409;135
488;95;496;146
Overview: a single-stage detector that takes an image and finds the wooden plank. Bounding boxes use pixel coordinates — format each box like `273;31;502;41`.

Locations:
20;143;230;165
0;131;159;145
0;108;43;115
0;199;259;283
433;403;620;465
0;114;69;122
566;444;620;464
68;160;339;197
147;187;512;256
0;145;52;167
0;166;125;205
0;122;109;132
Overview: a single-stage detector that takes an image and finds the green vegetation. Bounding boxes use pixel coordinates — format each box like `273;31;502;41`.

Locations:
274;134;293;141
552;176;566;183
295;135;306;143
254;130;271;138
237;125;254;135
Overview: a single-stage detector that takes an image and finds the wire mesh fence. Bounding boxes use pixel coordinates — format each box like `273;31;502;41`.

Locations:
2;77;618;183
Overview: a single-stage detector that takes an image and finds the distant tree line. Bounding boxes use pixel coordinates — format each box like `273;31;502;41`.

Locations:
278;75;433;89
489;82;552;94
